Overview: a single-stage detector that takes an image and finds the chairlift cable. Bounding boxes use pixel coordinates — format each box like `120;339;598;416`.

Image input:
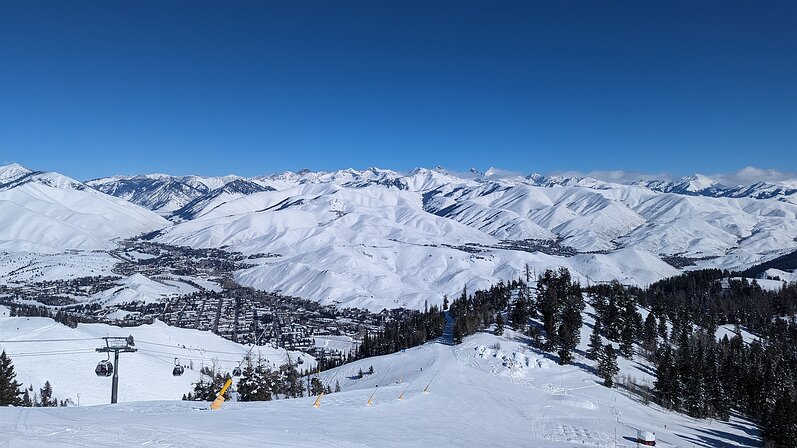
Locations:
0;337;102;343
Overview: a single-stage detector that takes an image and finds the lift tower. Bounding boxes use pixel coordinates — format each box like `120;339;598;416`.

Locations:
96;336;137;404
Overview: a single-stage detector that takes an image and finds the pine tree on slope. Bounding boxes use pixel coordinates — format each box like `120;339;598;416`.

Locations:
586;319;603;361
597;344;619;388
494;313;505;336
0;351;23;406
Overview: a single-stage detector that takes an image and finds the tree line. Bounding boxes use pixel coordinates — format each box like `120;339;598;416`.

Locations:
0;351;66;407
636;270;797;448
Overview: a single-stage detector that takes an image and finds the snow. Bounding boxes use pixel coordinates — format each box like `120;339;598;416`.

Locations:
0;315;313;406
0;322;760;447
0;173;168;252
728;277;787;292
145;168;797;310
716;324;759;344
2;163;797;311
762;268;797;283
0;163;32;183
0;251;117;284
89;274;199;306
313;335;357;354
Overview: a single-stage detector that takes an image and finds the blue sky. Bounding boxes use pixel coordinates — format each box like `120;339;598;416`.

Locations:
1;1;795;180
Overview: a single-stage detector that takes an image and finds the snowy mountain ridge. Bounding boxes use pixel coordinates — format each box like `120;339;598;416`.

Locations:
2;162;797;310
88;165;797;207
0;165;168;253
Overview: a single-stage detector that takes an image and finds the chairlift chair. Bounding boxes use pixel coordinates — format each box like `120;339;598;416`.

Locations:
172;358;185;376
232;366;242;377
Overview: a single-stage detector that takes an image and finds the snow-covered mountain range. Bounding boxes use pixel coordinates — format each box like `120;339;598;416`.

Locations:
3;163;797;310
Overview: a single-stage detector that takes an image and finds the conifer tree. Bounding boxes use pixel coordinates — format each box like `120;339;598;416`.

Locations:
643;312;658;355
557;321;575;365
309;378;325;396
537;268;584;361
494;313;504;336
586;320;603;361
39;381;55;407
597;344;619;388
558;281;584;364
763;391;797;448
21;389;32;407
280;363;304;398
237;356;275;402
657;314;668;343
511;292;530;332
537;269;561;350
704;341;729;421
186;363;231;401
0;351;23;406
654;344;678;410
619;321;635;359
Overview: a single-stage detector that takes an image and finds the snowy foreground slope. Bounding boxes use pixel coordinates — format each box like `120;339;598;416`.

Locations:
0;312;760;447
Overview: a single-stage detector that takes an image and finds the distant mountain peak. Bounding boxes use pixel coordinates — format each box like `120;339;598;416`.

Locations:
0;162;33;183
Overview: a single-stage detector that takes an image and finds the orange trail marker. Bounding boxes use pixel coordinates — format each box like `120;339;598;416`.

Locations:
210;378;233;410
423;370;439;394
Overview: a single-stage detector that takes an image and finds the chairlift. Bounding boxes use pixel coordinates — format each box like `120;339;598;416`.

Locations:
95;353;113;377
172;358;185;376
232;366;242;377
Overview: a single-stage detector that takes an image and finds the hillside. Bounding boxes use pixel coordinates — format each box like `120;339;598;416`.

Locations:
0;307;312;406
0;314;759;447
0;165;168;253
151;168;797;309
2;163;796;311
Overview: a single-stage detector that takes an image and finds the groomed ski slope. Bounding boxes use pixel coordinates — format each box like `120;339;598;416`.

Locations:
0;315;759;447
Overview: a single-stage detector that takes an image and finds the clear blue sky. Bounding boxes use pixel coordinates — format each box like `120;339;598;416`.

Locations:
1;1;795;180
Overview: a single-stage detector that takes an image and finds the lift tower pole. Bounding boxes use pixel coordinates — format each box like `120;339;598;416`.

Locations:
96;336;137;404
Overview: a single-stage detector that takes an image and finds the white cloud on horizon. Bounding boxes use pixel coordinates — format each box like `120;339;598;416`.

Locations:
709;166;797;186
546;166;797;186
547;169;675;183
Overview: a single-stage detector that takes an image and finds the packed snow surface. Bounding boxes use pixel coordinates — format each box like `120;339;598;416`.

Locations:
0;315;760;447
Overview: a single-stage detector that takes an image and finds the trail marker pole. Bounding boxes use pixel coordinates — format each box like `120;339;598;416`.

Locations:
311;365;341;409
366;368;390;406
398;376;418;400
423;370;439;394
210;378;233;410
313;392;324;408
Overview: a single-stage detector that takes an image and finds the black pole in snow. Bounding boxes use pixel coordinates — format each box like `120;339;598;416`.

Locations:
111;349;120;404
